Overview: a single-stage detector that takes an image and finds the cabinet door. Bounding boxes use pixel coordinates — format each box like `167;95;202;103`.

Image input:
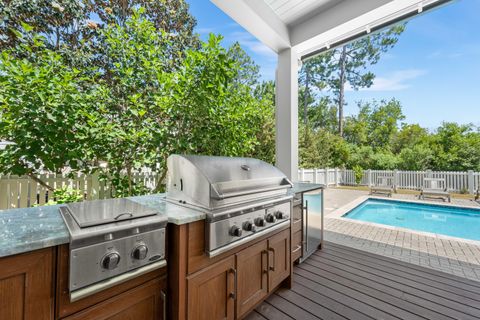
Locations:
0;248;53;320
63;277;166;320
268;229;290;291
236;239;268;318
187;256;235;320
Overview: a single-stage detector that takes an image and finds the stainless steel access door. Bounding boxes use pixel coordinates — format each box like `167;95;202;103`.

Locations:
300;189;324;263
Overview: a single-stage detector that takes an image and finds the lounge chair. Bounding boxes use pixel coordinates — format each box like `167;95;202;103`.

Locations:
419;178;451;202
370;176;394;197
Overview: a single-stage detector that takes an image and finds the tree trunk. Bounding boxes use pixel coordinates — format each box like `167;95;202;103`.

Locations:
338;46;347;137
303;64;310;126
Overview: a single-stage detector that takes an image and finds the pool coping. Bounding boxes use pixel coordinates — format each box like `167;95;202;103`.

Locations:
327;195;480;247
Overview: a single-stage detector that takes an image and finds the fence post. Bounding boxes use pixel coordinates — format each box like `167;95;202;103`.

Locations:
300;168;305;182
393;170;399;191
366;170;372;186
90;171;100;200
468;170;475;194
335;168;339;187
314;168;318;184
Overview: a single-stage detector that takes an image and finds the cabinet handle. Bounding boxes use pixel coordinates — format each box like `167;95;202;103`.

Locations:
229;268;237;300
160;290;167;320
268;247;276;271
292;245;302;253
262;250;268;274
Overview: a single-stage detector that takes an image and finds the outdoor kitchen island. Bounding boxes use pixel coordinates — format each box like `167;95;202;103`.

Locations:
0;156;323;320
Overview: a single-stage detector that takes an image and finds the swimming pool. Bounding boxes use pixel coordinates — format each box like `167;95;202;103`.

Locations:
343;199;480;241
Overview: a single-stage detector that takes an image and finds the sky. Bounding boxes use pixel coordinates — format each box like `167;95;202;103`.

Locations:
187;0;480;129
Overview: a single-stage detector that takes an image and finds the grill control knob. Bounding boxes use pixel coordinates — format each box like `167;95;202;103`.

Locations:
132;244;148;260
254;217;266;227
242;221;256;232
265;213;276;223
102;251;121;270
229;225;242;237
274;211;286;219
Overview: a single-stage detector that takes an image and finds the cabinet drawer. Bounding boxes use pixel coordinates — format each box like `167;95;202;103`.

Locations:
293;204;302;221
292;218;302;233
291;230;303;262
292;230;302;247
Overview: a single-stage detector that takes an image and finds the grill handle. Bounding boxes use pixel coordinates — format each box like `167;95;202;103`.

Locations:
211;178;293;200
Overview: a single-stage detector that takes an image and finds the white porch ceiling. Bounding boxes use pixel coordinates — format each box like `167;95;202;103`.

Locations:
211;0;453;58
264;0;343;26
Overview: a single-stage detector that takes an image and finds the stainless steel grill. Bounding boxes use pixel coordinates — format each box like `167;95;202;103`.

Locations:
166;155;293;256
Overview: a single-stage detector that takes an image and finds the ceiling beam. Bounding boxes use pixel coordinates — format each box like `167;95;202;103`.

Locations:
210;0;291;53
291;0;452;57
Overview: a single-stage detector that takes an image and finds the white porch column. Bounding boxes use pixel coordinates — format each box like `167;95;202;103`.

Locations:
275;48;298;181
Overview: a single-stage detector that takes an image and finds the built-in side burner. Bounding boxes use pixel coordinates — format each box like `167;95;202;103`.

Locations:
59;198;167;302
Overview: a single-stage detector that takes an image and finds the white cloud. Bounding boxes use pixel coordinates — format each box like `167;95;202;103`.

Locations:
229;31;276;59
346;69;427;92
195;27;215;35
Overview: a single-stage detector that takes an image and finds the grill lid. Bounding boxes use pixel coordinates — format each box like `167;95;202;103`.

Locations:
66;198;159;228
166;155;292;211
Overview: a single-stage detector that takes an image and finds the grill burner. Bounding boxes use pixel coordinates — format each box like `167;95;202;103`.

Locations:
166;155;293;257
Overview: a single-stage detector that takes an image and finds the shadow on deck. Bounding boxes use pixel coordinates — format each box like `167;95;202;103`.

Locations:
246;241;480;320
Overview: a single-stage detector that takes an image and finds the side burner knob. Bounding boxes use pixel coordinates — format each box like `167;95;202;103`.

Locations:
229;225;243;237
101;251;121;270
132;244;148;260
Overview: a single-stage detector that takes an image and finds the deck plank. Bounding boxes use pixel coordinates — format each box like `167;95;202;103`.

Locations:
319;245;480;303
326;241;480;290
312;252;480;317
248;241;480;320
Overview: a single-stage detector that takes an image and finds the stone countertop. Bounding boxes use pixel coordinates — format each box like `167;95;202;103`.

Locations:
0;193;205;259
291;182;325;195
0;184;317;259
0;204;70;258
128;194;206;225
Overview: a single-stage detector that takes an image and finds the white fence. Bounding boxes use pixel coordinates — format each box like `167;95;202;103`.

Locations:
0;171;160;210
298;168;480;194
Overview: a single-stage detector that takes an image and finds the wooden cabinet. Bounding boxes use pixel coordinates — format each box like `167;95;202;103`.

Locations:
187;256;236;320
236;240;268;318
62;277;167;320
0;248;54;320
173;221;292;320
267;229;290;291
291;202;303;263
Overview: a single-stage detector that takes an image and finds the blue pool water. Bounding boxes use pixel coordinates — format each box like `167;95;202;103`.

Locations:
343;199;480;241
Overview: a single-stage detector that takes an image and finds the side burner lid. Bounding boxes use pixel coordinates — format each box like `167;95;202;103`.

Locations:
66;198;159;228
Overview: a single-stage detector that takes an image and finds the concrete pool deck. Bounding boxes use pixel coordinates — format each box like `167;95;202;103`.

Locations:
323;188;480;282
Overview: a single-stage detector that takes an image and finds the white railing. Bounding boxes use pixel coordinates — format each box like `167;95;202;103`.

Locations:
0;171;160;210
298;168;480;194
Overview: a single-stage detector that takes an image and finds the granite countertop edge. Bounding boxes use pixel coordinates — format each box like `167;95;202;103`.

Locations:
0;183;318;258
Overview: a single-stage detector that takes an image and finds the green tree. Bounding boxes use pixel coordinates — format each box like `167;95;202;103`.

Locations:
312;25;405;136
344;99;405;150
228;42;260;88
298;53;333;125
252;81;276;164
0;11;277;197
0;33;98;190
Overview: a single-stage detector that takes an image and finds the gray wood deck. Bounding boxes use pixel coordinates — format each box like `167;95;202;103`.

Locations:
246;241;480;320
